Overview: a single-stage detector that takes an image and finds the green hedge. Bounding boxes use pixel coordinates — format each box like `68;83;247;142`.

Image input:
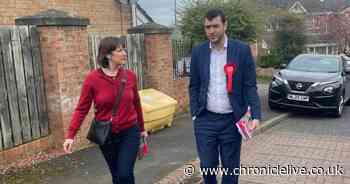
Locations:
258;53;281;68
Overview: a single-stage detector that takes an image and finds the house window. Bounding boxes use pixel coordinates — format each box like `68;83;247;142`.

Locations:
306;48;311;53
266;24;273;32
331;46;335;55
262;40;268;49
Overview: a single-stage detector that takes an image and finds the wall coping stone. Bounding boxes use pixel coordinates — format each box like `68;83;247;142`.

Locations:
128;22;173;34
15;9;90;26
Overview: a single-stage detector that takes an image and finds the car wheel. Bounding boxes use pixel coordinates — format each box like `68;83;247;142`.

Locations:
333;95;344;118
268;101;280;111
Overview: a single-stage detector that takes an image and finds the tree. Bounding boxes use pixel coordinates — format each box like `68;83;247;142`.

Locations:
178;0;262;45
326;13;350;54
273;13;306;63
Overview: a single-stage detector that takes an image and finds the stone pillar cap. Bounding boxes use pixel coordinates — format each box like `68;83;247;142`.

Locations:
128;22;173;34
15;9;90;26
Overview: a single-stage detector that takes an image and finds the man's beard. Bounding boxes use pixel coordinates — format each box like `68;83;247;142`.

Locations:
211;33;224;45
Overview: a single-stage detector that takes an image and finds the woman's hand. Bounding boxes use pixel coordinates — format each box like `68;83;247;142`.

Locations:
63;139;74;153
138;131;149;160
141;131;148;140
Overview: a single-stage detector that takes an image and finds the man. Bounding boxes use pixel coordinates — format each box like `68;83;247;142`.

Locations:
189;9;261;184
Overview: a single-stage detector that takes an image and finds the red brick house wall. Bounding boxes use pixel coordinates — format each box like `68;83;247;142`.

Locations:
0;0;132;35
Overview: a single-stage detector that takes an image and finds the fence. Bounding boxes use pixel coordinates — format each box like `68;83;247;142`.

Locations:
88;33;145;89
0;26;49;151
172;39;192;80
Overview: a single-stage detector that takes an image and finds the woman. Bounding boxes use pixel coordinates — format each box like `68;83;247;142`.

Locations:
63;37;148;184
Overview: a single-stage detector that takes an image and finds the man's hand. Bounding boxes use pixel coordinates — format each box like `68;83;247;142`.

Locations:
249;119;260;130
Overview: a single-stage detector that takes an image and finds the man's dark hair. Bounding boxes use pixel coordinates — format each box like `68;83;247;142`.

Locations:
205;9;226;23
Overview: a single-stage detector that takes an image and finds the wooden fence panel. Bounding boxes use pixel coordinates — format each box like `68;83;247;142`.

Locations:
19;26;41;139
0;27;23;146
0;37;13;150
127;34;144;89
12;27;32;143
0;26;49;150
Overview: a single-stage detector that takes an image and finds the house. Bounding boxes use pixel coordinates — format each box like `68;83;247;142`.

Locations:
261;0;350;55
0;0;154;35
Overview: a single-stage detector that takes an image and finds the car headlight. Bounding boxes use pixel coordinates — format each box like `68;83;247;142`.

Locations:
272;74;288;85
323;86;335;94
271;81;279;87
311;80;339;88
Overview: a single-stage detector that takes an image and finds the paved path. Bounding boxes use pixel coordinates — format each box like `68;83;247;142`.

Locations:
239;107;350;184
190;106;350;184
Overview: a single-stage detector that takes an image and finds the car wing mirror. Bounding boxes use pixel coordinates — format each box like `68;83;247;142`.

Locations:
345;61;350;74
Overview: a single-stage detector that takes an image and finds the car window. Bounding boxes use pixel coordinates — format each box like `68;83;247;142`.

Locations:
346;60;350;66
344;60;350;72
287;55;340;73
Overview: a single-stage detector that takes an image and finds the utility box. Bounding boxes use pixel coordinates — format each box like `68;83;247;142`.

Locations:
139;89;178;133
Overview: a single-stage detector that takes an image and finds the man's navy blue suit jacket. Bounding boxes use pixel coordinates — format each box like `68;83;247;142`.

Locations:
189;39;261;122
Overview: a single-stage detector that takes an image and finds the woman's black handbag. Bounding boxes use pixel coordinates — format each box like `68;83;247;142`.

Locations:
87;70;127;145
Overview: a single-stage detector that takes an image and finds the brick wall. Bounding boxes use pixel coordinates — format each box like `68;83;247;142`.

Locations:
0;0;131;35
131;24;190;115
143;33;175;97
0;137;50;166
173;78;190;113
0;25;93;166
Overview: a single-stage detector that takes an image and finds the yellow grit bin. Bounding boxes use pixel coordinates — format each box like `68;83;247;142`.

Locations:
139;89;178;133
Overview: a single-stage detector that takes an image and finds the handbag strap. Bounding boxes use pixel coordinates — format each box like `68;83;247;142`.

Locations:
111;69;127;120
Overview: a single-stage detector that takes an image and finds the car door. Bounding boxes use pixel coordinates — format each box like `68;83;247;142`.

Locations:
343;58;350;101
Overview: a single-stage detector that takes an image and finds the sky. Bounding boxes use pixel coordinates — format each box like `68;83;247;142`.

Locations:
138;0;175;26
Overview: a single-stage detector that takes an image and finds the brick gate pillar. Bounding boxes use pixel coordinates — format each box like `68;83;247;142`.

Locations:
128;23;175;97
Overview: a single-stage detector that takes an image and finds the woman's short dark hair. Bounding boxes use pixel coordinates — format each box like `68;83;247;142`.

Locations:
97;36;126;68
205;8;226;23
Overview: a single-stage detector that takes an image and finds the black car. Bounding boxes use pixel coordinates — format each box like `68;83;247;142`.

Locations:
268;54;350;117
